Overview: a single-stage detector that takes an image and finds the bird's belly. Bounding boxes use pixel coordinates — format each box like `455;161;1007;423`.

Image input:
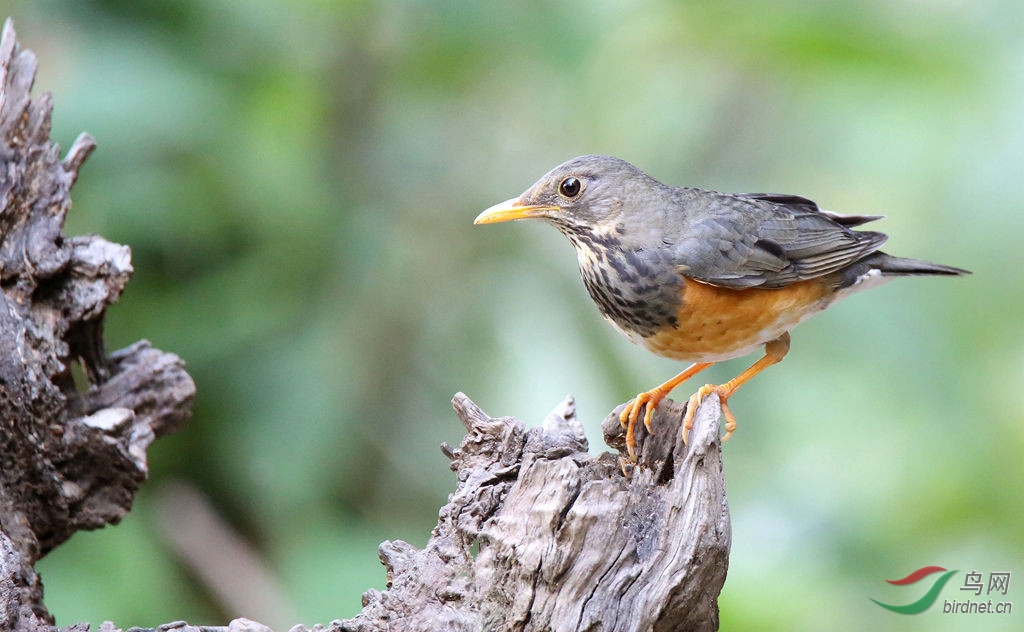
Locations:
633;278;831;362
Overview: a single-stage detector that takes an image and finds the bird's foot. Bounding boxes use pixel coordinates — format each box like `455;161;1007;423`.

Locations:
619;389;666;461
682;384;737;444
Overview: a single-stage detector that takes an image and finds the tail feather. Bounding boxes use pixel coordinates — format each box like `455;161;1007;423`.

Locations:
834;251;969;292
865;252;970;277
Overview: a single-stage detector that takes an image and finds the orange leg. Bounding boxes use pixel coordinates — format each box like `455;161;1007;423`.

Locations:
681;332;791;444
619;361;714;460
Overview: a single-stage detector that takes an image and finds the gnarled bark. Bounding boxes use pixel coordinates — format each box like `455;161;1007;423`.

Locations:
330;392;730;632
0;18;195;631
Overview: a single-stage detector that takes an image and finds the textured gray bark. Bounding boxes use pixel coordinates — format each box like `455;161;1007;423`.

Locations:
0;18;195;631
328;392;731;632
117;393;730;632
0;18;730;632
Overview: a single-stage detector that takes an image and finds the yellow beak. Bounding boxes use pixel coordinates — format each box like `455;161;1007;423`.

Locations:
473;198;559;224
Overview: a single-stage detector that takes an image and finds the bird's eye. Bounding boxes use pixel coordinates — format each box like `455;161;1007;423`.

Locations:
558;176;582;198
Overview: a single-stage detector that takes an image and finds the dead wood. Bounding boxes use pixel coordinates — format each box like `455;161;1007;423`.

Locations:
326;392;730;632
0;18;195;631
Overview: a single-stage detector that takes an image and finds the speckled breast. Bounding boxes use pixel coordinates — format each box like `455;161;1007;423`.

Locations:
567;231;684;340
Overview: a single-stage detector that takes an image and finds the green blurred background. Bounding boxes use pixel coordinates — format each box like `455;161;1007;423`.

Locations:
1;1;1020;630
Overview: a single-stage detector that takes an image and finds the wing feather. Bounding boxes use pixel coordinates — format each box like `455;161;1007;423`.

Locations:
670;190;888;289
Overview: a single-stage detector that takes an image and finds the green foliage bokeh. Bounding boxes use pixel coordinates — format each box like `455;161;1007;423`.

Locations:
0;1;1019;630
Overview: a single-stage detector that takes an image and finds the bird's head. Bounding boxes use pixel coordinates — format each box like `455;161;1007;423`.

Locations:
474;155;664;238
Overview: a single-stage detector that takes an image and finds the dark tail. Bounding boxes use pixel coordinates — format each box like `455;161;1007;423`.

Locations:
835;251;969;289
863;251;970;277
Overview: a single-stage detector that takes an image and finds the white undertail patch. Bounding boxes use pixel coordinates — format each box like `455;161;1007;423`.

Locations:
831;268;891;305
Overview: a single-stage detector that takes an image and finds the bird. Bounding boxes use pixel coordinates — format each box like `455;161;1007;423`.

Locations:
474;155;969;461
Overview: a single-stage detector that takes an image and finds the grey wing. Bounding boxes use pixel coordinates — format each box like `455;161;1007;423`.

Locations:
673;191;889;289
735;193;884;227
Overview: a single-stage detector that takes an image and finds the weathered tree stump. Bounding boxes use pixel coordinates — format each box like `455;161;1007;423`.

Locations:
331;392;730;632
0;18;729;632
0;18;195;632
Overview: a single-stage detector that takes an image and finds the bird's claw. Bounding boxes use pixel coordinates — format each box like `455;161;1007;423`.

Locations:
619;390;664;461
682;384;737;445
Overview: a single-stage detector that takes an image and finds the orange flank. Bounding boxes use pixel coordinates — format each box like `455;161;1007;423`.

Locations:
641;277;830;362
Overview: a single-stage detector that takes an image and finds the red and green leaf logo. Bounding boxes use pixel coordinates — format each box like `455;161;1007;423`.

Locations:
871;566;958;614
